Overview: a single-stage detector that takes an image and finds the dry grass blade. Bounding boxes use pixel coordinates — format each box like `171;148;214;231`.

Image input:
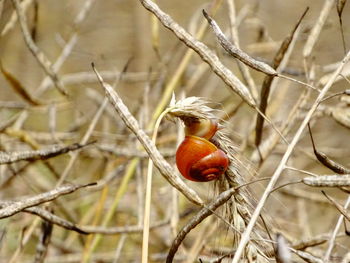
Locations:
166;188;235;263
255;8;309;149
303;0;335;58
202;9;276;76
324;196;350;261
0;62;41;106
0;183;96;219
308;124;350;174
322;191;350;221
10;0;68;97
92;64;203;205
302;174;350;187
0;141;94;164
138;0;256;107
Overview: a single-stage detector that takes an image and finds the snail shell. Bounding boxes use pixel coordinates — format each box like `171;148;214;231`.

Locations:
176;135;229;182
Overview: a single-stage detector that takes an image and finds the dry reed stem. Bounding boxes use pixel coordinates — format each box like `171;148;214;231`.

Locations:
323;196;350;261
142;109;171;263
255;8;308;149
226;0;258;100
57;99;108;186
303;0;336;58
231;50;350;263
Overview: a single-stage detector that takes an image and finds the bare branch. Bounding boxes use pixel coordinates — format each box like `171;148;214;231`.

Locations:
0;183;96;219
0;141;94;164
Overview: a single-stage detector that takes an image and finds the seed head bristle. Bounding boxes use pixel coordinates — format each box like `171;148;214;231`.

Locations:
167;96;220;121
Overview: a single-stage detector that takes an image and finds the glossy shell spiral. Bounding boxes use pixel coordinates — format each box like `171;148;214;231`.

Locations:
176;135;229;182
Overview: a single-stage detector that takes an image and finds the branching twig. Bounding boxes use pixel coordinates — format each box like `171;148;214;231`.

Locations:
0;141;94;164
0;183;96;219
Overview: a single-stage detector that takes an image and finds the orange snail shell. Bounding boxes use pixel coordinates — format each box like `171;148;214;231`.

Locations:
176;135;229;182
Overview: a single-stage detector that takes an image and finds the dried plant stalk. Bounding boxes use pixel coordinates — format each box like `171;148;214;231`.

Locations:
303;174;350;187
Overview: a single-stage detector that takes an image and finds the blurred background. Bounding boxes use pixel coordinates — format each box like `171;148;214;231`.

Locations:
0;0;349;262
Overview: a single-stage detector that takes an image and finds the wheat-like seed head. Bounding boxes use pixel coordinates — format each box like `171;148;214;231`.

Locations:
167;96;270;262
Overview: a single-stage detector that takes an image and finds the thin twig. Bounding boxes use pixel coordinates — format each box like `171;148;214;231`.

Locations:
0;183;96;219
10;0;68;96
0;141;94;164
166;188;235;263
323;196;350;261
322;191;350;221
